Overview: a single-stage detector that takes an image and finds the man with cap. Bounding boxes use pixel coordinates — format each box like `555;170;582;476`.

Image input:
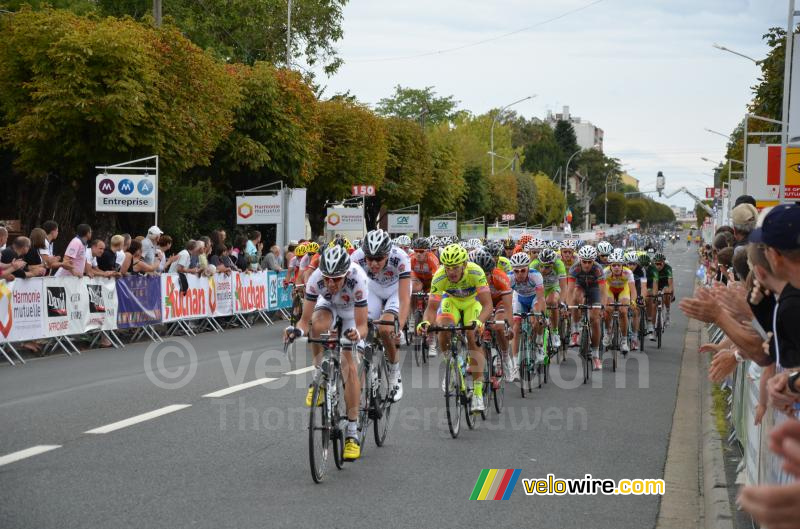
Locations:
141;226;163;266
748;204;800;414
731;203;757;251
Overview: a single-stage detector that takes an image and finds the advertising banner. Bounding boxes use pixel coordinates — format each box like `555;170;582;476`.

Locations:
234;272;268;314
236;194;282;225
83;277;117;331
95;174;157;213
326;207;364;231
486;226;509;241
43;277;86;338
0;278;44;342
267;271;293;310
746;144;800;201
508;228;526;241
429;219;457;237
117;275;162;328
212;273;234;317
459;223;484;239
387;213;419;234
162;273;213;323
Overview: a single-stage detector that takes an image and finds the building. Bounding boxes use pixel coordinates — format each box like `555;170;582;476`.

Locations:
670;205;688;218
619;172;639;191
545;106;604;152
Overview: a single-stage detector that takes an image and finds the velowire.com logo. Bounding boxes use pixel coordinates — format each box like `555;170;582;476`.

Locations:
469;469;521;501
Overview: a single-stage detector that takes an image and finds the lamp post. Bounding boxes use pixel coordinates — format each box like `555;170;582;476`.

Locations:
604;170;616;226
712;43;760;64
490;95;535;175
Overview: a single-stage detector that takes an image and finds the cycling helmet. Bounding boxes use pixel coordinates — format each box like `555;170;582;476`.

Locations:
524;240;538;252
638;254;651;267
459;241;470;249
503;238;515;250
328;236;352;250
539;248;557;265
624;251;639;264
411;237;430;250
597;241;613;256
351;238;362;249
306;241;320;254
472;248;495;274
518;234;532;246
608;251;625;264
396;235;412;247
577;245;598;261
319;246;351;277
439;244;469;266
509;252;531;268
363;229;392;258
548;240;561;251
653;253;666;263
561;239;577;250
485;241;503;257
294;243;308;257
448;235;460;244
467;238;482;249
531;238;546;250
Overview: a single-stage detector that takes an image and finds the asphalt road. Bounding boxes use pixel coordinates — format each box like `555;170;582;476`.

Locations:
0;244;700;529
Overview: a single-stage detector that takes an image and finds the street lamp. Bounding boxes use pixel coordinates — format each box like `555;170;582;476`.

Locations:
704;128;730;140
712;43;760;64
490;95;536;175
604;170;617;226
563;148;582;200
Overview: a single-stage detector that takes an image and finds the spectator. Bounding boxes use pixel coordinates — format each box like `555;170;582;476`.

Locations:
749;204;800;413
141;226;162;265
245;230;262;271
86;239;116;278
210;229;227;249
55;224;91;278
121;233;132;252
120;240;156;275
715;247;733;284
0;226;7;251
30;227;61;274
157;235;178;273
42;220;58;256
731;203;758;253
210;244;237;273
97;238;118;273
1;237;45;279
231;235;249;271
734;194;757;208
189;240;204;270
168;240;200;274
265;245;283;271
110;235;126;271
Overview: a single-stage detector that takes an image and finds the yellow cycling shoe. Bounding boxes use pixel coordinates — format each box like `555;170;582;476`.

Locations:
343;438;361;461
305;385;324;407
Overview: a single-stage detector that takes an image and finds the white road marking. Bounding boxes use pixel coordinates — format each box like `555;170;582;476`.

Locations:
202;378;279;398
0;445;61;467
85;405;191;434
285;366;316;376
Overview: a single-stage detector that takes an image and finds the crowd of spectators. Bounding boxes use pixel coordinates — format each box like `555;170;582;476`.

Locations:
679;196;800;527
0;224;299;283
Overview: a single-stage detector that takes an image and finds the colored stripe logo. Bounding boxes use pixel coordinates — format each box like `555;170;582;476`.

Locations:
470;469;521;500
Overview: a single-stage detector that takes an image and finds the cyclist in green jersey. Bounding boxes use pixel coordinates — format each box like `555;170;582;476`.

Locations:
529;248;567;348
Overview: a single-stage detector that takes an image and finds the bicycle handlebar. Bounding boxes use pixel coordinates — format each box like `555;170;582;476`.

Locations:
425;321;478;333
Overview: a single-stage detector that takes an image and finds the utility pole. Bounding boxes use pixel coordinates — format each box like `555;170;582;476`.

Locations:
153;0;162;27
286;0;292;68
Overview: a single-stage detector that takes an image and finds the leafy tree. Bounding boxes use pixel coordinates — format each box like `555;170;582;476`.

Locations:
375;85;459;126
309;99;388;232
520;124;564;179
553;120;579;160
485;171;517;220
422;124;465;217
591;192;627;225
532;172;566;225
626;198;650;222
695;201;713;227
460;166;490;219
576;149;621;196
366;117;432;228
515;173;537;224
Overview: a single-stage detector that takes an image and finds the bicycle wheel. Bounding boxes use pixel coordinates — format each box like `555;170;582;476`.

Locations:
357;359;370;453
518;336;528;398
559;315;569;363
493;352;504;414
611;317;619;372
331;375;346;471
413;337;422;367
444;354;462;438
373;351;392;447
480;347;492;420
308;380;330;483
580;327;590;384
638;307;646;352
656;309;663;349
421;339;429;365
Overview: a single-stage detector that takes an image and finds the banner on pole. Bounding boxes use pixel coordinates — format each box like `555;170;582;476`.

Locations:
429;219;457;237
486;226;509;241
44;277;86;337
326;207;364;231
212;273;234;317
236;195;282;225
387;213;419;234
95;174;157;213
459;223;484;239
0;278;44;342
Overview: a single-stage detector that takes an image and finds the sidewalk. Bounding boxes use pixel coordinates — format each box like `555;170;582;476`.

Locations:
656;319;734;529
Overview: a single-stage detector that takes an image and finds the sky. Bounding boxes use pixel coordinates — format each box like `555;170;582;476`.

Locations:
308;0;787;211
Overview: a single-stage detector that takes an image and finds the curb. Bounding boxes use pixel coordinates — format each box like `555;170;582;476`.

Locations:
699;325;734;529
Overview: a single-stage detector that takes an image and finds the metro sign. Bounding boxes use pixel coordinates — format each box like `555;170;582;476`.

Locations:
352;185;376;196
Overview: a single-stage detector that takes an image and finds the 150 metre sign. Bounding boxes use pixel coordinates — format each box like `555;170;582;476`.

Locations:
96;174;157;213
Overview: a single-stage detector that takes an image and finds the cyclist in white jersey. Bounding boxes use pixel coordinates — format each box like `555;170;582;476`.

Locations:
350;229;411;402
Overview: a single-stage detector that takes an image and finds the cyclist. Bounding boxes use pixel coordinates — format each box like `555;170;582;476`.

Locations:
284;245;368;461
486;241;512;275
596;241;613;267
508;252;546;372
567;245;607;370
525;238;544;262
303;237;352;280
652;253;674;327
350;229;411;401
396;235;412;256
299;241;320;284
624;250;647;350
530;248;566;349
410;237;439;357
417;244;493;412
287;242;307;287
639;254;658;336
560;239;577;270
602;251;635;353
472;248;514;381
503;238;516;259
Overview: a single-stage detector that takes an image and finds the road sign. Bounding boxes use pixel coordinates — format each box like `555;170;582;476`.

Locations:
351;185;376;197
501;213;515;221
704;187;729;199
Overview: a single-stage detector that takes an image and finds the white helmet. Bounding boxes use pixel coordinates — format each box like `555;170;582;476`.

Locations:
396;235;412;247
597;241;613;256
524;240;538;252
624;251;639;264
548;240;561;250
561;239;577;249
509;252;531;268
531;238;546;250
577;245;598;261
467;238;482;249
609;250;625;264
363;229;392;257
319;245;351;277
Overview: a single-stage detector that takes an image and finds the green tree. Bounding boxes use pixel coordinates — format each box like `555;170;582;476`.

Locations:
695;201;713;227
554;120;579;160
515;172;537;224
375;85;459;126
576;149;621;196
485;171;517;220
532;172;566;225
422;124;465;217
367;117;432;228
626;198;651;222
460;166;490;219
309;99;388;232
591;192;627;225
520;124;563;179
